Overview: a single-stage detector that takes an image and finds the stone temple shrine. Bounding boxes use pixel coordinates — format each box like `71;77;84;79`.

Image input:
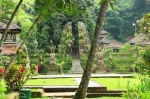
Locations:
0;21;21;55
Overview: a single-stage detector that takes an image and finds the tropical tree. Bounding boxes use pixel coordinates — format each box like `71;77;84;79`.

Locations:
139;13;150;36
0;0;16;21
73;0;112;98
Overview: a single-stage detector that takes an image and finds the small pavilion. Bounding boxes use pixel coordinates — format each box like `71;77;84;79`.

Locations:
0;21;21;55
125;33;150;47
99;30;123;51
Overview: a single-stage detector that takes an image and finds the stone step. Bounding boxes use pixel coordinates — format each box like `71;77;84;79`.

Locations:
42;92;123;98
31;89;44;98
42;92;75;98
43;86;107;93
30;74;133;79
86;93;123;98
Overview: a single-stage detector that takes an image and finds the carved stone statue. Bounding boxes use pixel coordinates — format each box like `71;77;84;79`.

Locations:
49;40;56;64
96;48;106;73
48;40;58;75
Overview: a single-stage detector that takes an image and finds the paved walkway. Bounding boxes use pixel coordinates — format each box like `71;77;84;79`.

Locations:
31;73;133;79
74;78;102;87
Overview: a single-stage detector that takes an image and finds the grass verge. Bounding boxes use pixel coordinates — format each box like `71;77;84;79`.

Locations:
25;78;77;86
92;77;140;90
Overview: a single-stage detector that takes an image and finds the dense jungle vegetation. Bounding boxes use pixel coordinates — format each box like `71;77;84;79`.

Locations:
1;0;150;53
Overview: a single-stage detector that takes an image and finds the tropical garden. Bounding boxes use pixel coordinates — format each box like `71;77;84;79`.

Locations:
0;0;150;99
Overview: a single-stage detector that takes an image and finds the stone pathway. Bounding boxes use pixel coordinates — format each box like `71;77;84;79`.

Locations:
69;52;83;74
32;74;133;79
42;92;75;97
74;78;102;87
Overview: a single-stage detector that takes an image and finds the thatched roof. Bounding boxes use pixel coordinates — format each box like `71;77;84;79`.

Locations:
100;37;111;44
125;33;150;46
100;30;108;38
106;40;123;49
0;21;21;33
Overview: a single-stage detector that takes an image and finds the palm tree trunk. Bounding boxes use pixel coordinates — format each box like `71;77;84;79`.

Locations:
0;14;42;82
0;0;23;47
73;0;109;99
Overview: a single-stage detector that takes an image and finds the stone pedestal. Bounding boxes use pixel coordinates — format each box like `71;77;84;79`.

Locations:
47;64;59;75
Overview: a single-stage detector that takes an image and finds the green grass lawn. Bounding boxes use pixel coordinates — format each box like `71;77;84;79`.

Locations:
30;97;122;99
92;78;140;90
25;78;77;86
26;77;140;90
92;97;122;99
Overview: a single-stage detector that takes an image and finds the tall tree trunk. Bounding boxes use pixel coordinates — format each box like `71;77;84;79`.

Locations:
73;0;109;99
0;14;42;82
0;0;23;47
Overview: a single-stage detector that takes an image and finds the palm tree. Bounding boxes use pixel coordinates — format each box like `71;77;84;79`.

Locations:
73;0;109;99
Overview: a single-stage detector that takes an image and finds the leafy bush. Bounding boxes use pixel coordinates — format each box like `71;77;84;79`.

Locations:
132;45;150;74
4;63;32;92
119;44;132;52
80;55;88;69
143;46;150;66
0;81;6;99
0;68;4;77
16;47;28;64
103;53;133;71
56;55;72;73
123;73;150;99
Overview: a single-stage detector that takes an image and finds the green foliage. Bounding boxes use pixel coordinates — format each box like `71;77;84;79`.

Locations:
0;55;11;67
123;74;150;99
103;52;133;72
56;54;72;73
35;0;96;52
0;0;17;21
132;45;150;74
0;81;5;99
103;0;150;42
4;63;31;92
80;54;88;69
16;47;28;64
119;44;132;52
139;13;150;39
143;46;150;65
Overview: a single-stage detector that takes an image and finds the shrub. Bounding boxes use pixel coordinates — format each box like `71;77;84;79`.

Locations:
0;81;5;99
4;63;31;92
0;68;4;77
56;55;72;73
119;44;132;52
123;73;150;99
